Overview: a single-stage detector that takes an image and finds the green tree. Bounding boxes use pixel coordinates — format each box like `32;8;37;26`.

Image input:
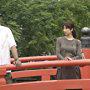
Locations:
0;0;89;56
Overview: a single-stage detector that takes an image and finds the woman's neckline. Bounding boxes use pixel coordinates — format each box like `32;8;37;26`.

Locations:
64;36;75;41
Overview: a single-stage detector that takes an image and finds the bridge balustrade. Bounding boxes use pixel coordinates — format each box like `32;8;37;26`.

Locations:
0;48;90;90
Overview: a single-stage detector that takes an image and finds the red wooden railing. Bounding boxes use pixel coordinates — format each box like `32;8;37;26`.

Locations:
81;49;90;79
0;79;90;90
0;48;90;90
10;55;57;63
0;59;90;90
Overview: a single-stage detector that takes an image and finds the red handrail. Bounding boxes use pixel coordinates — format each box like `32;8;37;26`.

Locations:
1;59;90;70
11;55;57;63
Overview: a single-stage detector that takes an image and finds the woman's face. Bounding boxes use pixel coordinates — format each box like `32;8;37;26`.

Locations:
63;26;72;36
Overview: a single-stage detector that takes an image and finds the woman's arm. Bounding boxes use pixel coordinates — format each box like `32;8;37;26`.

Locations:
56;38;64;60
73;40;82;60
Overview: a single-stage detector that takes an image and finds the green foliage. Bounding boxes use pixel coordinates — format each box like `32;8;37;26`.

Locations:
0;0;90;56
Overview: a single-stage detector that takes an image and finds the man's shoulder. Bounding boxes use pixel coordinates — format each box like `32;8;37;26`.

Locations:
0;25;9;30
0;25;11;33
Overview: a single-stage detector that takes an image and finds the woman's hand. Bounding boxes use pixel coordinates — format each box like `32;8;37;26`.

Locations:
64;57;72;61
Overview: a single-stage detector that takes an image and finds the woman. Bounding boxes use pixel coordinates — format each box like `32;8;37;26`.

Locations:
56;21;82;79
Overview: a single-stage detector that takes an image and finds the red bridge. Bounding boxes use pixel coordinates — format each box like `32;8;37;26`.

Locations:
0;49;90;90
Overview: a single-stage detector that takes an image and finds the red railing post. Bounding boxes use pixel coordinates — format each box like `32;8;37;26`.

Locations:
0;67;6;85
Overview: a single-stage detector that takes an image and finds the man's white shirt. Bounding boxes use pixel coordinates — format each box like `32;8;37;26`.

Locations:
0;25;16;65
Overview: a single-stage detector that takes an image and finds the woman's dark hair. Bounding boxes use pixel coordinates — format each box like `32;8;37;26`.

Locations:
63;21;77;38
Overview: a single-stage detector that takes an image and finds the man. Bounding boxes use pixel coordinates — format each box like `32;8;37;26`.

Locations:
0;25;21;83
